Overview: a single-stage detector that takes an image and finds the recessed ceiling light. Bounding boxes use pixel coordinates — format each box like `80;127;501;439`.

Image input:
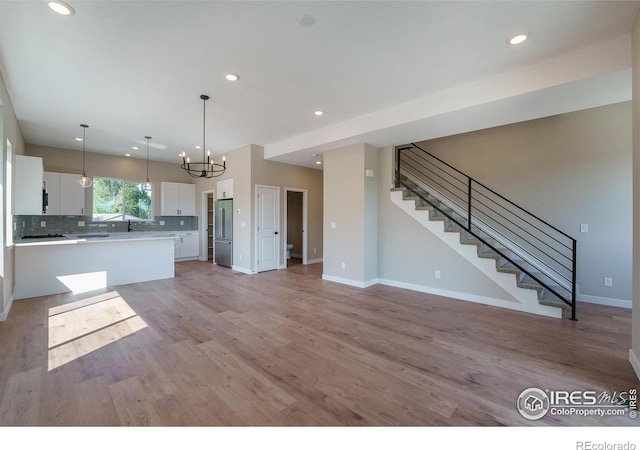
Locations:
225;73;239;82
315;161;322;165
48;1;75;16
299;15;315;27
74;137;83;142
508;34;528;45
132;146;139;150
314;110;324;116
125;153;131;157
195;145;202;149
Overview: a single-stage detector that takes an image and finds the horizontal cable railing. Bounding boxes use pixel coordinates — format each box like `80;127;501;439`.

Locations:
396;143;577;320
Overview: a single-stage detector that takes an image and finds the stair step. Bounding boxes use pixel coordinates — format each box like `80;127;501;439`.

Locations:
392;183;573;319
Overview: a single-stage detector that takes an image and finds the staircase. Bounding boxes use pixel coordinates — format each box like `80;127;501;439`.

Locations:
393;144;577;320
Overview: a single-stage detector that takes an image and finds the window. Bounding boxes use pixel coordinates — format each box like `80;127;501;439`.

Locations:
92;177;152;221
5;139;12;246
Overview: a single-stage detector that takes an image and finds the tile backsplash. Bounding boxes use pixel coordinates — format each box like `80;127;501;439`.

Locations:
14;215;198;238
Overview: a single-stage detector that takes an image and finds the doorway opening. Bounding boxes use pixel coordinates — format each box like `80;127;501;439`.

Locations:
284;188;308;267
200;189;215;262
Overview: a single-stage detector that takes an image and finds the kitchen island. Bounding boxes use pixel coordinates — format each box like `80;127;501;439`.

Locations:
14;234;175;300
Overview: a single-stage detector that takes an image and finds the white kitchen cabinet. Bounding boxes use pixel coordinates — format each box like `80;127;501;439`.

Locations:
174;231;199;260
43;171;60;214
14;155;44;215
59;173;86;215
216;178;233;199
161;182;195;216
44;172;85;215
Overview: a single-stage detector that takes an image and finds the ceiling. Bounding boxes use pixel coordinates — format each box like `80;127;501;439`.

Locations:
0;1;638;169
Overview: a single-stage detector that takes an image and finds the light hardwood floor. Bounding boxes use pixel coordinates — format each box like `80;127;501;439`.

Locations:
0;261;637;426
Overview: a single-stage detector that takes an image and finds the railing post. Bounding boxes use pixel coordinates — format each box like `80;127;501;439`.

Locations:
395;147;401;188
571;241;577;320
467;178;472;231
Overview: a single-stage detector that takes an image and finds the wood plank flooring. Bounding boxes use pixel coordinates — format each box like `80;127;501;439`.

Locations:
0;261;637;426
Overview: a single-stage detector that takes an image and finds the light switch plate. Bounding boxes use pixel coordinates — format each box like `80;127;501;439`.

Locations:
580;224;588;233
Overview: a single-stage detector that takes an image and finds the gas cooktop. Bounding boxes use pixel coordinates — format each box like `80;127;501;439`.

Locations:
21;234;67;240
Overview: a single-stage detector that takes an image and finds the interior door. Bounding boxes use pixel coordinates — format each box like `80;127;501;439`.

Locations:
257;186;279;272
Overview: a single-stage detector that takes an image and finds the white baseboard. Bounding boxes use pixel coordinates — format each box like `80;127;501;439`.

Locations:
377;278;561;318
578;294;632;309
0;295;14;322
231;265;253;275
307;258;323;265
629;349;640;382
321;274;378;289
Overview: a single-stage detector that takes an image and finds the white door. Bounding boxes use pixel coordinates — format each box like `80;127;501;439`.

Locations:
257;186;279;272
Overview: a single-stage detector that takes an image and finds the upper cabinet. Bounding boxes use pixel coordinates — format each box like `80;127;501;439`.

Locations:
160;182;195;216
216;178;233;199
44;172;86;215
14;155;44;215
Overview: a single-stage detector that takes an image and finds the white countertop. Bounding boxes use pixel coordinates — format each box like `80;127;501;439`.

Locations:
14;232;192;247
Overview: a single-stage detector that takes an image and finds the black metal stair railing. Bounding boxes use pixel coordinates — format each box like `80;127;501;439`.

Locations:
395;143;577;320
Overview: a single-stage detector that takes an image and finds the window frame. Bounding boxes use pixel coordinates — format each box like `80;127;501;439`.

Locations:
91;176;154;222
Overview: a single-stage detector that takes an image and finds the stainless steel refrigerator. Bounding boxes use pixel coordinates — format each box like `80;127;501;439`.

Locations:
214;198;233;267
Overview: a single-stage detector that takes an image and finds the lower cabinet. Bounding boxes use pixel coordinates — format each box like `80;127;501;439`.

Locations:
174;231;199;260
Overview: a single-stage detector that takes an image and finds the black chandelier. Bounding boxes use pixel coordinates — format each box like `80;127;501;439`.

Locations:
180;94;226;178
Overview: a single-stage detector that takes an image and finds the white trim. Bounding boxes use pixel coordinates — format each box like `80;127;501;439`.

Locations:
578;294;632;309
200;189;215;262
321;274;377;289
0;295;14;322
231;265;253;275
378;278;562;318
284;188;309;265
255;184;281;273
307;258;323;265
629;349;640;382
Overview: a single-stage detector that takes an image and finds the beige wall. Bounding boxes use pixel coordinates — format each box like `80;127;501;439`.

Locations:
631;12;640;380
194;144;252;271
26;144;194;216
251;145;324;268
415;101;633;304
193;144;323;273
323;143;375;285
377;145;518;301
1;70;26;320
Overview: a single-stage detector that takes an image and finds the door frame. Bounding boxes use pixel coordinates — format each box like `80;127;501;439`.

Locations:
200;189;215;261
283;187;308;267
254;184;280;272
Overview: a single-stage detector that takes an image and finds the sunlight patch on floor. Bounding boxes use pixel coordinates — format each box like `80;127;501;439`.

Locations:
47;291;147;371
56;271;108;294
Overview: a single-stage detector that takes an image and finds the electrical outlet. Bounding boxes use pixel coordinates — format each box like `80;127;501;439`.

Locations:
313;248;317;254
341;262;346;270
159;220;165;226
604;277;613;287
40;221;46;227
180;220;184;226
78;221;85;227
435;270;441;279
331;222;337;229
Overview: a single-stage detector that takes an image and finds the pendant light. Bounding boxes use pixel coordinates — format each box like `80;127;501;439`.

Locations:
180;94;226;178
77;124;92;188
143;136;152;191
